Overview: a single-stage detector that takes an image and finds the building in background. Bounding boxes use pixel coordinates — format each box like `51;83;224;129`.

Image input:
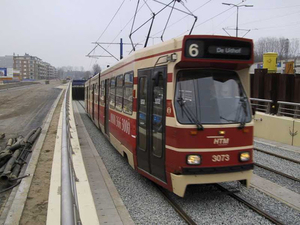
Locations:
13;70;20;80
12;53;57;80
0;55;14;81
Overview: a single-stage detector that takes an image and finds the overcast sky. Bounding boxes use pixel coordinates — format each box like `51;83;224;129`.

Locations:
1;0;300;71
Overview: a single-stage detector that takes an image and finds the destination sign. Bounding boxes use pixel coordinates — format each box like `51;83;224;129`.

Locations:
184;38;252;60
208;46;250;55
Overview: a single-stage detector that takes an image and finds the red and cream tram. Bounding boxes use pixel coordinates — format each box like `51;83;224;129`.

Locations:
85;35;254;197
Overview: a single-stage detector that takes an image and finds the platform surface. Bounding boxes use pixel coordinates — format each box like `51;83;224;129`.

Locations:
255;137;300;153
251;174;300;211
73;101;134;225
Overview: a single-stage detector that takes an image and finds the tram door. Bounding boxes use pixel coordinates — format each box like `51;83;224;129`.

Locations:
92;84;95;120
104;79;110;135
137;67;167;182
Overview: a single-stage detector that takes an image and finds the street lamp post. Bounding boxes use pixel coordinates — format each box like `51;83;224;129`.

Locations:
222;2;253;37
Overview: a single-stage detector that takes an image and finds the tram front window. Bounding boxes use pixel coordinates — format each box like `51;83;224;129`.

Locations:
174;69;251;125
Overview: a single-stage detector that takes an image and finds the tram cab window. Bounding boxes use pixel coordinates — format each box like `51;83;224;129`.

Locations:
100;80;105;105
116;75;124;111
123;72;134;115
174;69;251;125
110;78;116;108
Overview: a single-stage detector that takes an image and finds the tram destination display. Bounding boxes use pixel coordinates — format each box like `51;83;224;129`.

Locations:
184;38;252;60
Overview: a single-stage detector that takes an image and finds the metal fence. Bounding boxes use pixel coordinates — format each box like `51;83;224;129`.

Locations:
250;98;300;119
61;83;81;225
277;101;300;119
250;98;273;114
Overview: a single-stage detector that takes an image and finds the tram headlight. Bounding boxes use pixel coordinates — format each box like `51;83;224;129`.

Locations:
239;152;250;162
187;155;201;165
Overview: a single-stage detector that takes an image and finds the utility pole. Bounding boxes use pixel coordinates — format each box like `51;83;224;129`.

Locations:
222;2;253;37
120;38;123;60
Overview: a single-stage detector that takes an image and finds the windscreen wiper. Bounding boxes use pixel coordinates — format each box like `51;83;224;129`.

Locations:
177;97;204;130
238;96;248;129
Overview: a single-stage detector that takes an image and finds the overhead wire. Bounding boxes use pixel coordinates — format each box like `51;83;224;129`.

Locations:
212;10;236;35
87;0;126;69
239;10;300;26
129;0;178;51
255;21;300;30
95;0;126;42
143;0;154;14
177;4;237;36
133;0;212;47
90;0;150;68
243;4;300;11
179;0;194;15
160;0;177;41
101;1;148;54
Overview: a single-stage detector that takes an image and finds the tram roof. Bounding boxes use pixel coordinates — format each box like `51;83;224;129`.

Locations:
99;35;253;77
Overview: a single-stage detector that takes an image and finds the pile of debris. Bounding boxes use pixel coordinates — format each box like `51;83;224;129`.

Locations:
0;127;41;187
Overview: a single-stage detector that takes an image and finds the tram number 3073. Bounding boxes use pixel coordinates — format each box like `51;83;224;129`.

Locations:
212;154;230;162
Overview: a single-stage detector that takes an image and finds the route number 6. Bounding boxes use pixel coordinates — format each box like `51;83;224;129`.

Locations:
189;44;199;57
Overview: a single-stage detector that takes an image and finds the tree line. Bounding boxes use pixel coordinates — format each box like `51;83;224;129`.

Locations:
254;37;299;62
56;63;101;80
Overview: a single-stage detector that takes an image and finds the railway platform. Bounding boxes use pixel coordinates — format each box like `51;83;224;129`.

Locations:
255;137;300;154
71;101;134;225
0;82;299;224
0;83;134;225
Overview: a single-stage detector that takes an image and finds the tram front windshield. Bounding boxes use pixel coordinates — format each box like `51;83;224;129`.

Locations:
174;69;251;125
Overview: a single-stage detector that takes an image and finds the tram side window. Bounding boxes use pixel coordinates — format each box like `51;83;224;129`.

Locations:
110;78;116;108
116;75;124;111
123;72;134;115
100;81;105;105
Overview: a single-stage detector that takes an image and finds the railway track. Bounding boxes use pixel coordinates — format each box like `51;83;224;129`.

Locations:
215;184;285;225
254;147;300;164
254;163;300;183
156;183;285;225
155;185;197;225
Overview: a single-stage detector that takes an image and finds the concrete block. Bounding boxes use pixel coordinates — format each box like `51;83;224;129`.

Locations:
254;112;293;145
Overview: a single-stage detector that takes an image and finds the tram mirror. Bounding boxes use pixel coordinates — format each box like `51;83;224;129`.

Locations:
153;71;162;86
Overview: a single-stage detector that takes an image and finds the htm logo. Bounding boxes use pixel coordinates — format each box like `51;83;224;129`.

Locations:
213;138;229;145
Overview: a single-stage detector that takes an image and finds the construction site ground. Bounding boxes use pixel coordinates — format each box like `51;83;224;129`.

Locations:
0;81;63;224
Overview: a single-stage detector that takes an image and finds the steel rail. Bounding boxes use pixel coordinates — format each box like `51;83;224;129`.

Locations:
254;148;300;164
155;185;197;225
215;184;285;225
61;83;81;225
254;163;300;183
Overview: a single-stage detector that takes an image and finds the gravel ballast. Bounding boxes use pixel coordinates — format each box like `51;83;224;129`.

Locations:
235;184;300;225
77;102;185;224
168;184;273;225
254;142;300;162
77;101;300;225
254;167;300;194
254;150;300;179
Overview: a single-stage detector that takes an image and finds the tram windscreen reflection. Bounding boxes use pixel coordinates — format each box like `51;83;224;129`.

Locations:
174;69;251;125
